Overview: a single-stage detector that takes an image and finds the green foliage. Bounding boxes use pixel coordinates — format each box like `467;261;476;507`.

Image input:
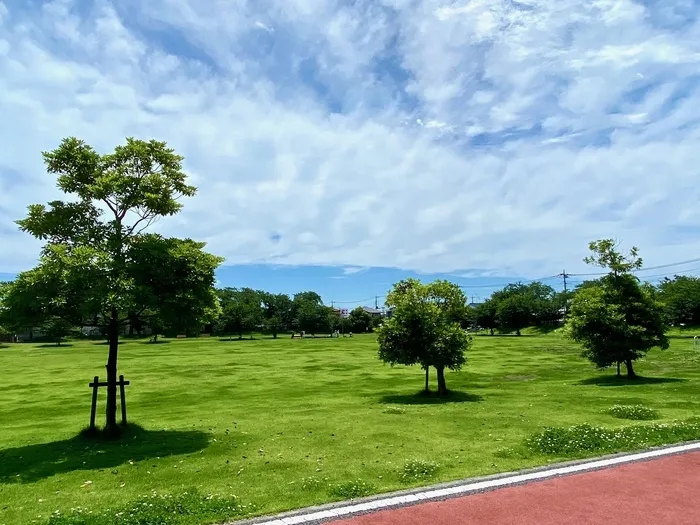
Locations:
608;404;659;421
215;288;263;338
496;295;532;336
474;300;498;334
10;137;222;430
328;480;375;499
488;282;562;334
658;275;700;326
348;307;373;333
566;241;668;378
399;459;439;483
261;292;293;338
292;291;329;334
377;279;471;395
583;239;643;275
300;476;323;491
46;488;252;525
526;419;700;455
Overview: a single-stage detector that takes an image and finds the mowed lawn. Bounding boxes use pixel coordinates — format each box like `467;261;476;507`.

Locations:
1;332;700;524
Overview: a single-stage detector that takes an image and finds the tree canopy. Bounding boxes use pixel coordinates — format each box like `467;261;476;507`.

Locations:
658;275;700;327
566;239;668;378
6;137;223;433
348;307;373;333
377;279;471;395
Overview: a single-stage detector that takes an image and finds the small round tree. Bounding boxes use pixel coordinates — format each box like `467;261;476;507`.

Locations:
377;279;471;395
566;240;669;378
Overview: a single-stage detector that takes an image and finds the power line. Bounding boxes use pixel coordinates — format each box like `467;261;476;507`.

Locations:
331;296;377;305
457;274;560;289
330;256;700;305
569;256;700;277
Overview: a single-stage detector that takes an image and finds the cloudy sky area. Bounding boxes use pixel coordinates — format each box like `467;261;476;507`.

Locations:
2;0;700;304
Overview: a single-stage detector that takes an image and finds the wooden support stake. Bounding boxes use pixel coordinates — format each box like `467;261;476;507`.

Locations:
119;374;127;425
89;375;99;430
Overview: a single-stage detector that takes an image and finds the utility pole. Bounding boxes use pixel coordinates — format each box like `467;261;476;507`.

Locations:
557;270;570;316
375;295;379;309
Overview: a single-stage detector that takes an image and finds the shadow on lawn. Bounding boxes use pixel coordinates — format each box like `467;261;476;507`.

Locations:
578;376;686;387
0;424;210;484
35;343;74;348
474;333;537;338
380;390;483;405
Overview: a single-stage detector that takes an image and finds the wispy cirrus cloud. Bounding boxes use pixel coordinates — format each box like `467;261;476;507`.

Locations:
2;0;700;278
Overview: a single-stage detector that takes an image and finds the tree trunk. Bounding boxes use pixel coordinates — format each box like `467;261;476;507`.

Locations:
516;328;521;336
436;366;448;396
625;358;636;379
424;366;429;392
105;309;120;434
489;328;494;336
617;361;621;377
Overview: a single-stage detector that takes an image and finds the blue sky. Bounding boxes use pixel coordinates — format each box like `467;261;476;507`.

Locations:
2;0;700;306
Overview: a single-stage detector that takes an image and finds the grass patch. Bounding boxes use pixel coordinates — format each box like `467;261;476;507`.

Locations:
526;419;700;455
1;334;699;524
45;488;253;525
399;459;439;483
608;404;659;420
328;480;376;499
300;476;323;491
383;406;406;415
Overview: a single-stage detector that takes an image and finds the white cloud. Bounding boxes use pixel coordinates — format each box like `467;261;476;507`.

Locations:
2;0;700;278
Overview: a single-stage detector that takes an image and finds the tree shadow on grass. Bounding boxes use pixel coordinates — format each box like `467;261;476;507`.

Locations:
379;390;484;405
35;343;74;348
145;339;171;344
474;333;537;338
578;376;687;387
0;424;210;484
92;341;130;345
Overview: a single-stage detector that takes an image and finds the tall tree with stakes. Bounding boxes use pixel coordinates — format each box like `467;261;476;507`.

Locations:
10;137;223;435
566;239;668;379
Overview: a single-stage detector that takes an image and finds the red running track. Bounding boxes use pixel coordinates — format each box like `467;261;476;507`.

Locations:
329;451;700;525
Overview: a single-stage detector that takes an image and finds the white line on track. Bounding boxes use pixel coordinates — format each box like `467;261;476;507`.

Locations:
230;441;700;525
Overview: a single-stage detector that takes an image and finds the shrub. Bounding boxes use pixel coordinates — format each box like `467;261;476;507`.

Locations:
493;447;526;459
300;476;323;491
46;489;252;525
527;419;700;456
608;404;659;421
328;480;375;499
400;459;439;483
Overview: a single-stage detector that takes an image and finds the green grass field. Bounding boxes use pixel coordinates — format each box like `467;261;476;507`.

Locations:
1;332;700;525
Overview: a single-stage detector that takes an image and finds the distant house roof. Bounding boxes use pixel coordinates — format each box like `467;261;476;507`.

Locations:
361;306;383;315
468;302;483;308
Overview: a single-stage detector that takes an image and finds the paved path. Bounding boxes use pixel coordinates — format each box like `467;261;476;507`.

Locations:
329;450;700;525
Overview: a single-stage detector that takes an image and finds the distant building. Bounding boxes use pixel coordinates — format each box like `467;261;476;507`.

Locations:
468;302;483;308
361;306;383;318
331;308;350;318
